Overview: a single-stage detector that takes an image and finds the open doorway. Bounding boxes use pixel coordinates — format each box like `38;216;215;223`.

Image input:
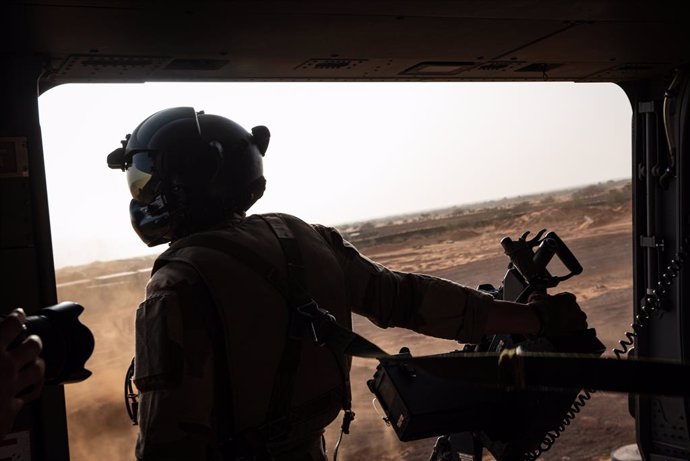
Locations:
40;81;632;460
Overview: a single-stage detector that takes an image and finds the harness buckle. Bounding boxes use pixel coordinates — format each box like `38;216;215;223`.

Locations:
294;300;336;346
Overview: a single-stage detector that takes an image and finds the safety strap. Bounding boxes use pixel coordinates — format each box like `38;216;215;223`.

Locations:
258;216;358;450
258;214;314;441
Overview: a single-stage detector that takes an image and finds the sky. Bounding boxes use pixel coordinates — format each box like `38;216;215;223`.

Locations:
38;82;632;268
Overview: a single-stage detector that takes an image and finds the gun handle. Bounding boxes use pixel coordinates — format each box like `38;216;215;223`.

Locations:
547;231;583;276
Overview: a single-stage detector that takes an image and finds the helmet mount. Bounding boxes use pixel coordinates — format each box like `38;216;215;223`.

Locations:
108;107;270;246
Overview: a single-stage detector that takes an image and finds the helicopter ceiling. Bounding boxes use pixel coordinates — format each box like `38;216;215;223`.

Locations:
2;1;688;90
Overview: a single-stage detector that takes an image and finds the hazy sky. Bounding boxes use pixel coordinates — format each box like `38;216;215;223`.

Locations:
38;82;632;268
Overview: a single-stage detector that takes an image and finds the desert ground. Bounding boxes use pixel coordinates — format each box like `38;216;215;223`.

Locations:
56;179;634;460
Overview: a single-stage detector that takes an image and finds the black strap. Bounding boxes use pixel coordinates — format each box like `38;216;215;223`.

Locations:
257;215;310;441
165;216;391;454
164;234;290;299
259;214;364;443
259;215;311;306
165;223;390;361
256;215;389;359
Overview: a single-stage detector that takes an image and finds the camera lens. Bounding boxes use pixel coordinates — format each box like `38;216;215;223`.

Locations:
23;302;94;385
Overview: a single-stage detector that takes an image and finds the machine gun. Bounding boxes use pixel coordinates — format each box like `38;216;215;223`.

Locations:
368;230;607;461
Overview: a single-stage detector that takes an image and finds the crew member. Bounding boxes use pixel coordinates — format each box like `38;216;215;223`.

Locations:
108;107;587;461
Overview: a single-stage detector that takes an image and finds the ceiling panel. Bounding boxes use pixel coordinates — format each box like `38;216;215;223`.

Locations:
516;21;690;65
2;1;688;84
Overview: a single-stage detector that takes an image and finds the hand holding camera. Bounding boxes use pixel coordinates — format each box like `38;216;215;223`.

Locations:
0;308;45;438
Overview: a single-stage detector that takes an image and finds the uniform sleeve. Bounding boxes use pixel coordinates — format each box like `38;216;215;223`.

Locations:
134;262;216;461
314;225;494;343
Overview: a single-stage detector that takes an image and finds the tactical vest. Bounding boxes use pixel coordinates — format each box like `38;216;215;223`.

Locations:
153;213;353;455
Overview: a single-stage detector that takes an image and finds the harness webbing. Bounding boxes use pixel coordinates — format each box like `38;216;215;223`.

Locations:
166;214;390;459
259;214;315;441
165;224;389;360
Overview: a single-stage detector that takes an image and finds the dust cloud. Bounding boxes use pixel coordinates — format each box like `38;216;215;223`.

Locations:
57;180;634;460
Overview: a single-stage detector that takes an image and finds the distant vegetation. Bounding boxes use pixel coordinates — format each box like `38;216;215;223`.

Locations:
339;179;631;249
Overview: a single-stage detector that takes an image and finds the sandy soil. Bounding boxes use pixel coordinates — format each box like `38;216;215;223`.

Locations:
57;180;634;460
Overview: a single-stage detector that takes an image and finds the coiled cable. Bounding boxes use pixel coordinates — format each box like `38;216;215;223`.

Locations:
614;230;689;359
522;229;689;460
521;389;594;460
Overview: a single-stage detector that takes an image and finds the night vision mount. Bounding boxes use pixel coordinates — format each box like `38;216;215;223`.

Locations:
106;135;131;171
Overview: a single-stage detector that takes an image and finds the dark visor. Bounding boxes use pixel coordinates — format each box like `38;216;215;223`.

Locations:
126;152;160;204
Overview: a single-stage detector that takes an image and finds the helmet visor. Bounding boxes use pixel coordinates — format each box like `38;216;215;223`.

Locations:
126;152;160;204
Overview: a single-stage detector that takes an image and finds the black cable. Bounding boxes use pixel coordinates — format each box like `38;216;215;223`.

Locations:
522;229;689;461
522;389;594;461
614;231;689;359
124;357;139;425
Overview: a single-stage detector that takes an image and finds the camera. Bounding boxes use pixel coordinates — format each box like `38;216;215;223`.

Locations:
9;302;94;385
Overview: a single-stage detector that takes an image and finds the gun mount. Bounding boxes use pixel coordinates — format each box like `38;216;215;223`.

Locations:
368;229;607;460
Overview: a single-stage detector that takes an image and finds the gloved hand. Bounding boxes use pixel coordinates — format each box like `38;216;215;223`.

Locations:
528;292;588;336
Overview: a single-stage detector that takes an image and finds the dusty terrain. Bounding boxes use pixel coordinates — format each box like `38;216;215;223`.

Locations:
56;179;634;460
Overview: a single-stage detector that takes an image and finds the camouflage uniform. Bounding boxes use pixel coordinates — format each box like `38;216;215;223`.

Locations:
134;213;495;461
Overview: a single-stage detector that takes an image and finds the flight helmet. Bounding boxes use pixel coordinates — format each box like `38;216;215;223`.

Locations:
107;107;270;246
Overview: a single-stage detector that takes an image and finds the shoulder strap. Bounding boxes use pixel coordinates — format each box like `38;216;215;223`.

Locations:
259;215;359;458
164;224;390;360
259;215;311;306
255;214;309;441
163;233;290;299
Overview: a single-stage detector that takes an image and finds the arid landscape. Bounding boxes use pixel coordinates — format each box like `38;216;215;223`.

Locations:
56;179;634;461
